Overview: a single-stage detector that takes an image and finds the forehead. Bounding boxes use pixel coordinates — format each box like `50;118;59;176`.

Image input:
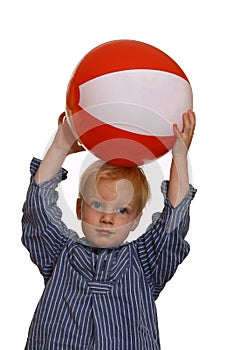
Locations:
83;175;136;204
82;175;138;206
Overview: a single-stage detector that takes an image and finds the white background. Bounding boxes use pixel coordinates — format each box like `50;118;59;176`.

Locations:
1;0;232;348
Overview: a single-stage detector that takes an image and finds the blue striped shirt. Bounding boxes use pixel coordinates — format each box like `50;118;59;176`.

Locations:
22;158;196;349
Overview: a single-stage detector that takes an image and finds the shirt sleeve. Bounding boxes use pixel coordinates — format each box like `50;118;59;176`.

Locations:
135;180;197;300
21;157;77;283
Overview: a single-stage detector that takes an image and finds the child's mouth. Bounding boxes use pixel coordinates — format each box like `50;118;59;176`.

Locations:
96;229;113;235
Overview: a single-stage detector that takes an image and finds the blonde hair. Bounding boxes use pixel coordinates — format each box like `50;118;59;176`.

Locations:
79;160;150;214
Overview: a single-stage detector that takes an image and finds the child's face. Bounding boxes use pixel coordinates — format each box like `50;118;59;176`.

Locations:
76;176;142;248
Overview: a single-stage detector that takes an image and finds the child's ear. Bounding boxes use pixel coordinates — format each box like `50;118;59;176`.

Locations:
76;198;82;220
131;212;142;231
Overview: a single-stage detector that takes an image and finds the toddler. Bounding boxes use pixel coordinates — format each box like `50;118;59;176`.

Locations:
22;110;196;349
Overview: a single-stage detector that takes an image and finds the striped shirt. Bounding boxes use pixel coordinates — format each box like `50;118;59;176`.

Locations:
22;158;196;349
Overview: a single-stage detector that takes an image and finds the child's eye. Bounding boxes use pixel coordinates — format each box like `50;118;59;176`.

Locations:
117;207;128;215
91;201;102;210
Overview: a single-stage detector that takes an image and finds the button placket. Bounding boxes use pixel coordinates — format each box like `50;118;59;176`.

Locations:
95;251;110;281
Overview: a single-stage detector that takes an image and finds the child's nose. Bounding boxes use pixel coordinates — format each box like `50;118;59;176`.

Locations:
100;211;114;225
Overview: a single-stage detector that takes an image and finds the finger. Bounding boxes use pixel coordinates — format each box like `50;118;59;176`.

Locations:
69;140;86;155
58;112;84;148
58;112;66;125
183;109;196;138
189;110;196;129
186;110;196;137
182;111;191;135
173;123;182;139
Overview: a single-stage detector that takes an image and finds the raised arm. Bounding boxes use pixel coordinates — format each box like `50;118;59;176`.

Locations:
168;109;196;207
34;112;85;184
22;114;85;281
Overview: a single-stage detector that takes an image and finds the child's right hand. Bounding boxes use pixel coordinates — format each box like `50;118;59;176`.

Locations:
34;113;85;184
56;112;85;156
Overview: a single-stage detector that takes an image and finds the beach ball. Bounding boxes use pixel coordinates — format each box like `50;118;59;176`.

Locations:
66;39;192;166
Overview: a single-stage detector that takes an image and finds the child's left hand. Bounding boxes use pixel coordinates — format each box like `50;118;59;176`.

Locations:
172;109;196;158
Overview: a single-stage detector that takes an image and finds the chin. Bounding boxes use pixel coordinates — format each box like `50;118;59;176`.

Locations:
88;237;123;249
